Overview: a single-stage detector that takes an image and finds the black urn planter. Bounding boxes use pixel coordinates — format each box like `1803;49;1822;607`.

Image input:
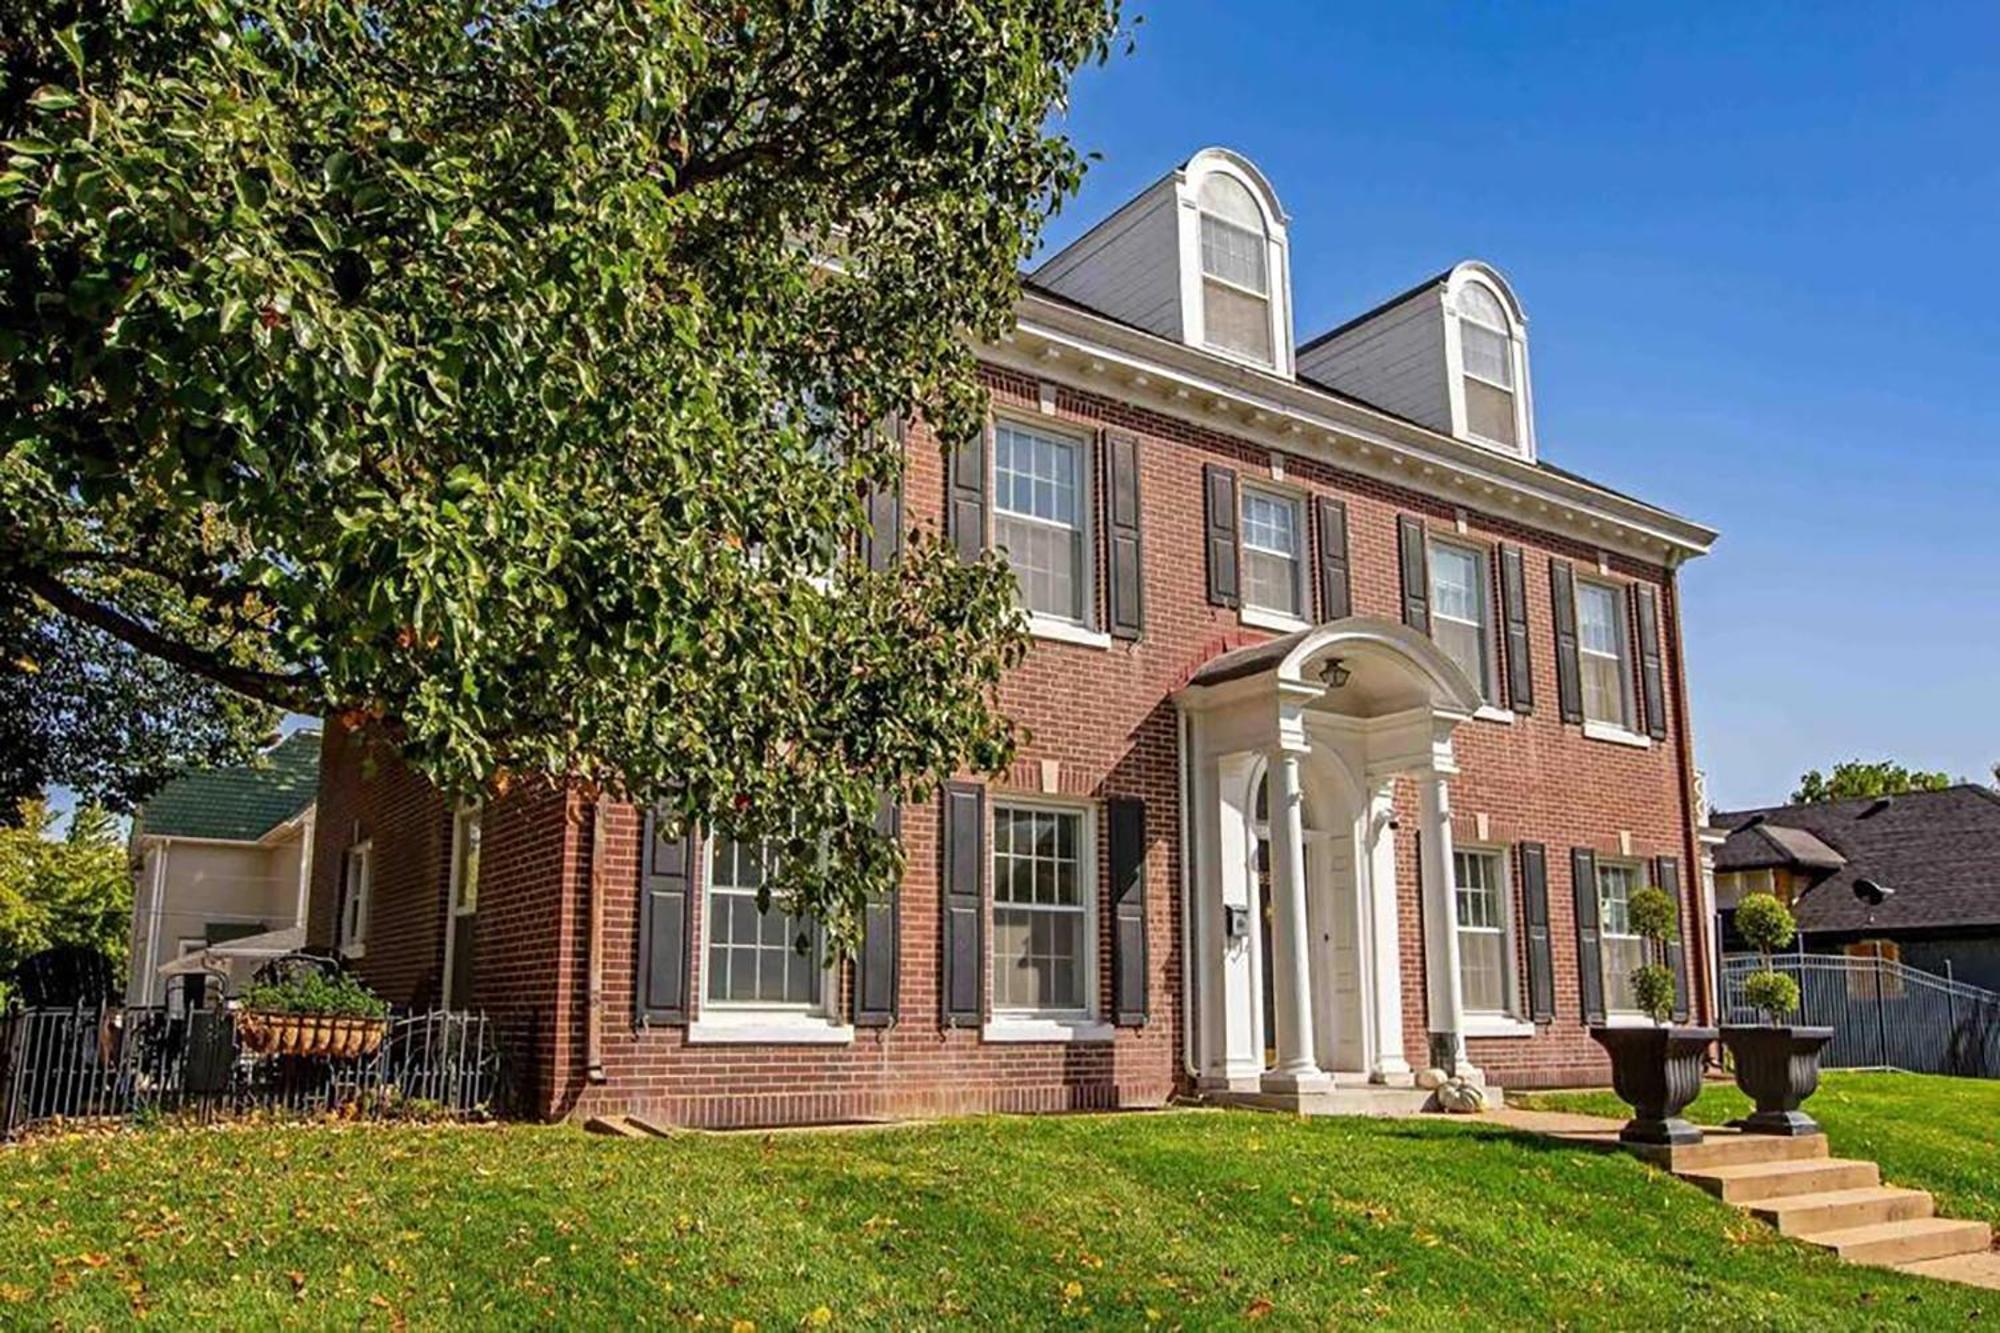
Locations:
1719;1025;1834;1136
1590;1025;1718;1146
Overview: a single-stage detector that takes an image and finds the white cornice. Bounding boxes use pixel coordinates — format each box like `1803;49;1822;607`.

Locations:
991;292;1716;565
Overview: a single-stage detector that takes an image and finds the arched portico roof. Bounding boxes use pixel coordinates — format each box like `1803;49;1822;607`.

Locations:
1186;615;1483;718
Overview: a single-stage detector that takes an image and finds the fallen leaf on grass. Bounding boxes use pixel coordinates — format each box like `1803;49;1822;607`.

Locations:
1245;1297;1274;1320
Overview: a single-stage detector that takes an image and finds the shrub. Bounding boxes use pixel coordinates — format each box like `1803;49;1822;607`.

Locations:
243;969;388;1019
1743;969;1801;1021
1735;892;1795;954
1632;964;1678;1026
1628;887;1679;944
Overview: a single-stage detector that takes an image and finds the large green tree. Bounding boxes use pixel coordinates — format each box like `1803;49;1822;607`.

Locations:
0;799;131;999
2;1;1122;948
1791;760;1953;805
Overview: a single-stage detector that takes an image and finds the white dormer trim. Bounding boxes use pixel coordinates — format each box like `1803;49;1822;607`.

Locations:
1175;148;1294;379
1441;261;1536;463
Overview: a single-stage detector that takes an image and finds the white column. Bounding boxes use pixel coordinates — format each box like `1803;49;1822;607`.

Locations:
1196;749;1263;1091
1362;782;1411;1084
1262;747;1330;1095
1418;772;1480;1083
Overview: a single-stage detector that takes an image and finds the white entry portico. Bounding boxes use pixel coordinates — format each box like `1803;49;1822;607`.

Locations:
1179;616;1485;1106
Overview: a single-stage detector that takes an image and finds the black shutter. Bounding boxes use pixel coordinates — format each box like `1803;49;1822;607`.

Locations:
1108;797;1148;1026
1314;496;1351;622
1103;430;1145;640
1656;856;1690;1022
860;416;904;572
939;782;984;1026
853;795;901;1027
1633;584;1668;741
947;426;987;561
1202;464;1240;608
1518;842;1555;1023
1499;544;1534;714
1571;847;1604;1025
637;809;693;1025
1396;515;1431;633
1550;560;1583;724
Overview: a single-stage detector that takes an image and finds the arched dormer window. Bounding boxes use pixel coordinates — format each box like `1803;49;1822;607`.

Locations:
1197;172;1274;365
1456;280;1517;449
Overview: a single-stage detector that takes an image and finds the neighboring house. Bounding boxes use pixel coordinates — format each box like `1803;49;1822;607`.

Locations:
1713;786;2000;991
309;147;1719;1127
126;730;321;1007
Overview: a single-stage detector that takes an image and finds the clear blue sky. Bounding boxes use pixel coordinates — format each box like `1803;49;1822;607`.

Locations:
1040;1;2000;810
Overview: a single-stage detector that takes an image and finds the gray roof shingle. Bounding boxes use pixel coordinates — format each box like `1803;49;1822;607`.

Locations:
1713;786;2000;934
135;730;322;842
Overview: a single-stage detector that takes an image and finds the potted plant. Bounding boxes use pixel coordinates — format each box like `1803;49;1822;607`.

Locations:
238;969;391;1059
1719;893;1832;1136
1590;885;1718;1146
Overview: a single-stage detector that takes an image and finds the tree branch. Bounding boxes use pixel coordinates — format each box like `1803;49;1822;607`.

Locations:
14;565;318;712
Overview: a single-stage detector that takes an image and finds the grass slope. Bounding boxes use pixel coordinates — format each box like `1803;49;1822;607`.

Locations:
0;1107;1990;1328
1516;1069;2000;1226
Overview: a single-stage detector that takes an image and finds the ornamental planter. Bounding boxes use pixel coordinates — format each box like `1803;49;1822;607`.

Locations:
1589;1025;1718;1146
1719;1025;1834;1136
237;1011;388;1060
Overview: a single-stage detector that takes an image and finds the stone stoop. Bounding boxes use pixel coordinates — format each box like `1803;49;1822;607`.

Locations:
1650;1129;1992;1270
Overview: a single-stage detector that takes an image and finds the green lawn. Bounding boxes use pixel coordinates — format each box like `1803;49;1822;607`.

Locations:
1515;1070;2000;1226
2;1102;1992;1329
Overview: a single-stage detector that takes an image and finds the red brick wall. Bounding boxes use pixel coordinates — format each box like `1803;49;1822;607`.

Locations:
314;356;1709;1123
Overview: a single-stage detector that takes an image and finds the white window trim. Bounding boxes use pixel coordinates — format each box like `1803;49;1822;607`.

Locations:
1597;860;1651;1018
1452;843;1522;1023
1572;575;1638;734
988;795;1100;1026
1427;534;1501;704
338;840;372;959
696;834;839;1024
1473;704;1516;725
990;414;1098;632
1441;269;1534;461
1238;480;1308;622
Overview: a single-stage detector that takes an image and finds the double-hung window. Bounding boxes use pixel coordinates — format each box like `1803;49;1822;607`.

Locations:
338;841;371;957
991;802;1094;1016
1197;174;1274;365
993;421;1090;625
1240;486;1305;621
1429;540;1494;700
1453;849;1513;1015
1574;580;1635;730
1596;862;1647;1015
1458;282;1517;449
705;834;823;1009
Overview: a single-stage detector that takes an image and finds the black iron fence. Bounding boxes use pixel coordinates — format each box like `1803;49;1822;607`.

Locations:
1720;953;2000;1079
0;1005;502;1138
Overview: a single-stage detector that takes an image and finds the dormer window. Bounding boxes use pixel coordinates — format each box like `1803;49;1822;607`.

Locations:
1197;173;1274;365
1457;282;1517;449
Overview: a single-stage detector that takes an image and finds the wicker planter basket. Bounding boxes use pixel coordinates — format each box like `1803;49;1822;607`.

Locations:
237;1011;388;1059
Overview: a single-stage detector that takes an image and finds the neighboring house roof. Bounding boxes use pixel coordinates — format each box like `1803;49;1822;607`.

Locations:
1713;786;2000;934
135;729;322;842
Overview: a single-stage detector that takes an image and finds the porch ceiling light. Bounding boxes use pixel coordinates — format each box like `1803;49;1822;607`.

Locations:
1319;656;1351;689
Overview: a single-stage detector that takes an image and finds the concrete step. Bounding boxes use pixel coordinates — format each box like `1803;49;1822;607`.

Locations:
583;1114;647;1139
1644;1130;1829;1173
1684;1157;1880;1203
1750;1186;1934;1237
1807;1217;1994;1266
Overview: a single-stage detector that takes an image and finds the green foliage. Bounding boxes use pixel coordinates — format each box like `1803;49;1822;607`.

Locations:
0;799;131;982
1631;963;1677;1026
1627;887;1678;944
242;968;388;1019
1;1;1125;949
1792;761;1952;804
1743;969;1801;1022
1734;891;1796;956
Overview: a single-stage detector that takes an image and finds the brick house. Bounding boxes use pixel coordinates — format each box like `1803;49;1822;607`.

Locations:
308;147;1718;1127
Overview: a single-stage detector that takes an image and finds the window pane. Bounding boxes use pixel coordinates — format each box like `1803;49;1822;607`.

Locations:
1460;930;1506;1013
990;806;1088;1013
1462;322;1512;387
993;423;1085;621
1454;851;1509;1014
1465;378;1517;446
1576;583;1621;656
1576;583;1630;726
707;834;820;1007
1199;214;1267;294
1241;490;1303;616
1430;544;1489;697
1453;851;1500;930
1203;279;1273;363
1458;282;1508;330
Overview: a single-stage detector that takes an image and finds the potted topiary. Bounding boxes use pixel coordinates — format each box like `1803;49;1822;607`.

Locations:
1719;893;1832;1136
1590;885;1718;1146
238;968;391;1059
